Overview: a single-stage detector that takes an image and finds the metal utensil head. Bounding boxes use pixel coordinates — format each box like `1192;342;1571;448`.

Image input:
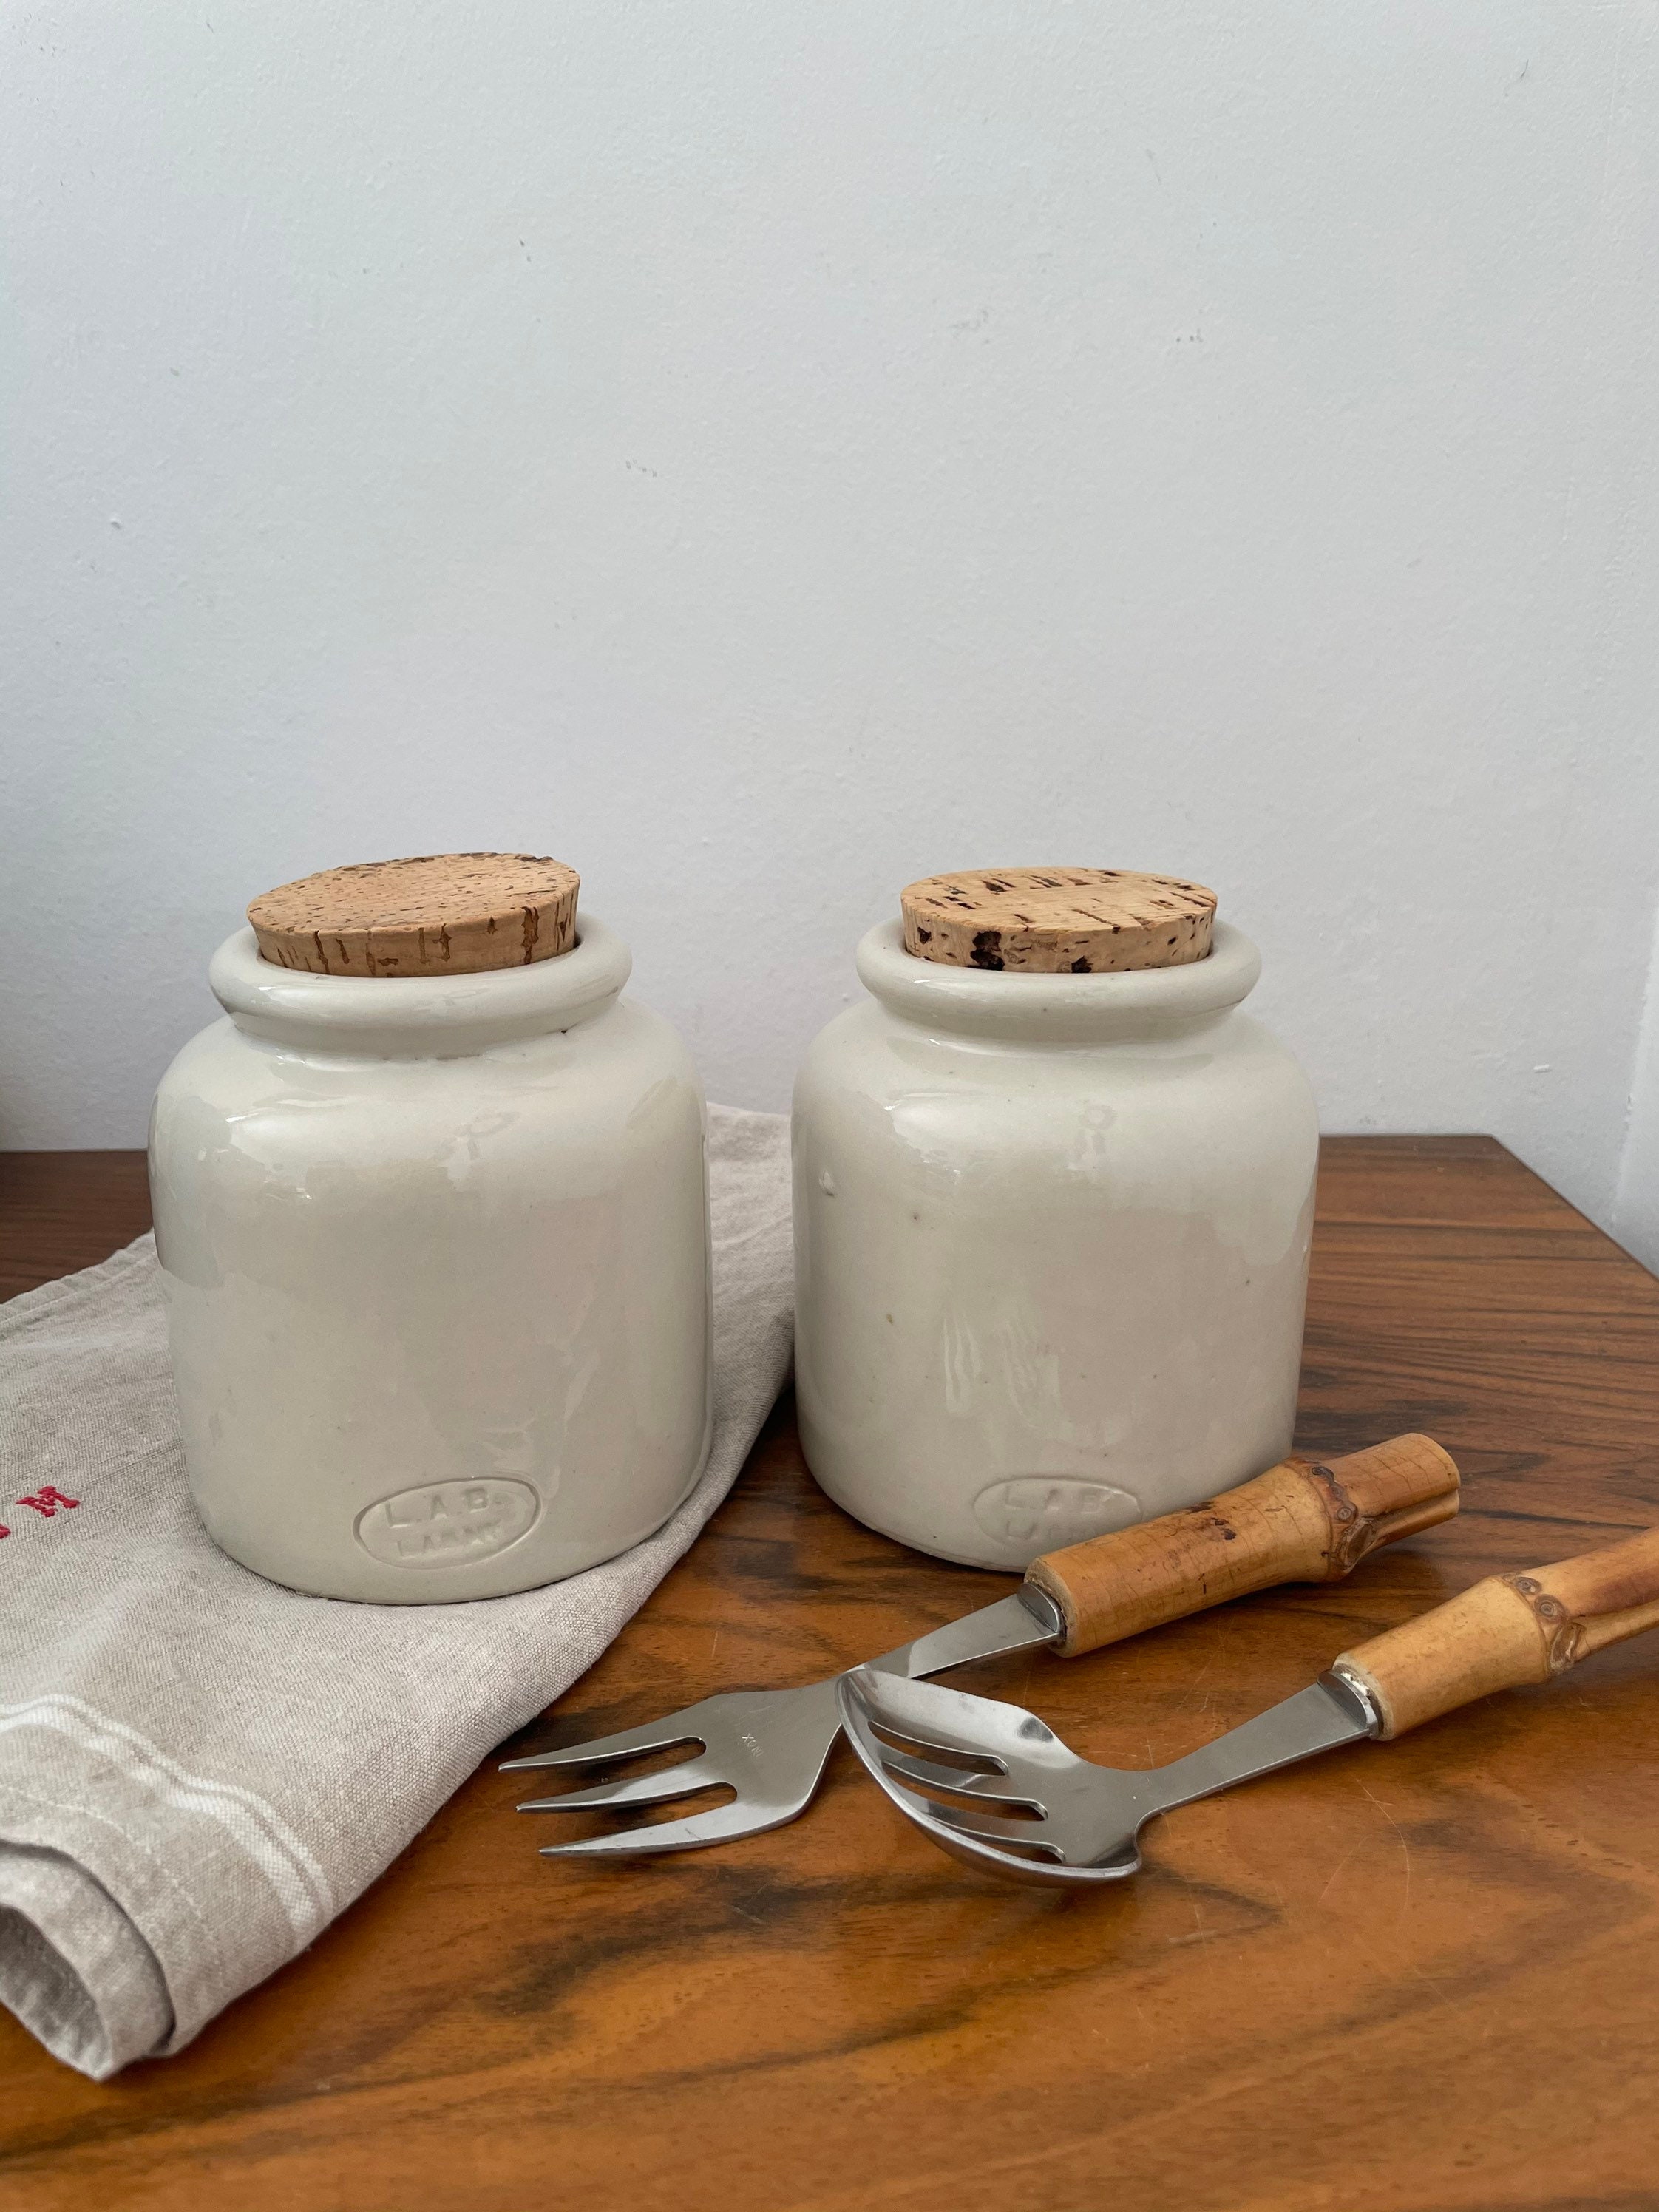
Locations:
838;1666;1377;1888
837;1669;1147;1886
503;1592;1059;1860
504;1681;843;1857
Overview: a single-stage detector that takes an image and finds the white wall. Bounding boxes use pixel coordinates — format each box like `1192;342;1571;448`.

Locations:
4;4;1659;1255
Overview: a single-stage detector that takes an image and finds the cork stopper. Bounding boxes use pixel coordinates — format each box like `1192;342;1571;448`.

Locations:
248;853;580;977
900;867;1216;974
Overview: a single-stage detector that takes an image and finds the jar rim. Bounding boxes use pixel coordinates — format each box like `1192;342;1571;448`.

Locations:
208;912;632;1057
854;918;1261;1040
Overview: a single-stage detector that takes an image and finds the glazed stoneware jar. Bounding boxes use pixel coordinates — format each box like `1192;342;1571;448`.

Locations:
149;854;712;1602
793;867;1319;1570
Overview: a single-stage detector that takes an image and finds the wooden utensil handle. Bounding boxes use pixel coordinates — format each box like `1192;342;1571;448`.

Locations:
1024;1433;1459;1658
1332;1524;1659;1739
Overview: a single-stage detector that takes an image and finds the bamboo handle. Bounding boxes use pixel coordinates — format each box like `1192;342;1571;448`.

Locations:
1331;1524;1659;1739
1023;1433;1459;1658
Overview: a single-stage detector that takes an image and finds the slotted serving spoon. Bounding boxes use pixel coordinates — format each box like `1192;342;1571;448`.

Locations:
839;1521;1659;1884
506;1434;1457;1859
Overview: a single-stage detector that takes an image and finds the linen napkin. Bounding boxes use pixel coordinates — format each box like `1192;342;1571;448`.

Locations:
0;1103;793;2080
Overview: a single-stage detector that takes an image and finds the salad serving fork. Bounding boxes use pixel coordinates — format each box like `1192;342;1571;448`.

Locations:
506;1432;1458;1860
838;1519;1659;1884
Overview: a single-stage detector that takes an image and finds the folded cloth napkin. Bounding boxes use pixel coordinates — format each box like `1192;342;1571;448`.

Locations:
0;1103;793;2080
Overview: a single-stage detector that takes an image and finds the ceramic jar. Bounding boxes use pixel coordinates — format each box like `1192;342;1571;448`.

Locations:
793;871;1319;1570
149;858;712;1602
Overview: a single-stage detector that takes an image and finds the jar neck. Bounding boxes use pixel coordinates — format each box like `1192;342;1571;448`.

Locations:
853;919;1261;1044
208;913;631;1060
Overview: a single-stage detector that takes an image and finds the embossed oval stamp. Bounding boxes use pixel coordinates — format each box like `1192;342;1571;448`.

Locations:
972;1476;1141;1550
355;1478;540;1568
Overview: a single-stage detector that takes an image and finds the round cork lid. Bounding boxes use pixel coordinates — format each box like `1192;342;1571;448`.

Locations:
900;867;1216;974
248;853;580;977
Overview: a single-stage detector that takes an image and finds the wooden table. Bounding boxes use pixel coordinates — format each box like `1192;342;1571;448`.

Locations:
3;1137;1658;2212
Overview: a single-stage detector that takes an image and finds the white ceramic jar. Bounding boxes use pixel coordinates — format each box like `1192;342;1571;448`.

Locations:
150;866;712;1603
793;877;1318;1570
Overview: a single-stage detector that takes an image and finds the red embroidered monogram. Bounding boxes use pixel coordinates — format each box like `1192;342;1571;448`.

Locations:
16;1487;81;1519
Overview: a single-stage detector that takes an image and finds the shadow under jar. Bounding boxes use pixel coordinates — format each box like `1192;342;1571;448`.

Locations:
149;853;713;1602
792;867;1319;1570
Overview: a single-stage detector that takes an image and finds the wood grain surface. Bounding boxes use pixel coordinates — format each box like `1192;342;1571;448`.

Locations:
0;1153;153;1300
4;1136;1659;2212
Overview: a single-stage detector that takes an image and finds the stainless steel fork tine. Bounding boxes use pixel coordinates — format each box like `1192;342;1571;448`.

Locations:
864;1729;1005;1777
537;1797;773;1859
881;1787;1056;1849
510;1592;1067;1858
515;1756;725;1814
847;1677;1039;1766
877;1748;1042;1808
501;1713;709;1771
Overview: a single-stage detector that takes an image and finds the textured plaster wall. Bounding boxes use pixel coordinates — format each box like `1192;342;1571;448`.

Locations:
4;4;1658;1255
